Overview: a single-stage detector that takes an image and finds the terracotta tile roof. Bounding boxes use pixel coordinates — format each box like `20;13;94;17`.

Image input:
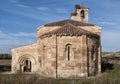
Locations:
71;12;77;16
75;4;88;9
44;19;94;26
40;23;98;39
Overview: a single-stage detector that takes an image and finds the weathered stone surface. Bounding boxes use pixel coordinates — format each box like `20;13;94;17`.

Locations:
11;5;102;78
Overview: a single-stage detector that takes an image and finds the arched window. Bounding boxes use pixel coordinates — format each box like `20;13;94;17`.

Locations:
91;46;95;61
65;44;72;61
80;10;85;19
67;46;70;61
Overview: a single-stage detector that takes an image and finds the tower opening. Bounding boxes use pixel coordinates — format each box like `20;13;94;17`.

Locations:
80;10;85;20
71;4;88;23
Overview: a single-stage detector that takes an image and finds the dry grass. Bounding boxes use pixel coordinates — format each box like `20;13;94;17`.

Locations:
0;57;120;84
0;68;120;84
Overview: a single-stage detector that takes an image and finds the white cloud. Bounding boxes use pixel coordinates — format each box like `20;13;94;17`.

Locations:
98;21;115;25
9;0;19;3
0;30;36;53
37;7;50;11
16;4;29;8
0;30;13;39
0;30;2;33
101;30;120;52
0;30;36;39
10;32;36;37
56;8;70;14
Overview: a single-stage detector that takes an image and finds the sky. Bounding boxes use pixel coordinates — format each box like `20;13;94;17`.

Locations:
0;0;120;53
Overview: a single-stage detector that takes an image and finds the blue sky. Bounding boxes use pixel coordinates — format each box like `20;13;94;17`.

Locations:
0;0;120;53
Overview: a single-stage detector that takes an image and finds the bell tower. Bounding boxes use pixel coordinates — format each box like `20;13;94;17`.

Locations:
71;4;89;23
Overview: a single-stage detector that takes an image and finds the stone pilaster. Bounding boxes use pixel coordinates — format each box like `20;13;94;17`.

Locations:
98;45;101;73
81;35;88;77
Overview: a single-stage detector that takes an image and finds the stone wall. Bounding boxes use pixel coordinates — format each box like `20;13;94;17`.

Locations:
38;35;100;78
87;36;101;76
11;25;101;78
37;26;60;37
12;43;39;73
57;35;87;78
38;36;57;78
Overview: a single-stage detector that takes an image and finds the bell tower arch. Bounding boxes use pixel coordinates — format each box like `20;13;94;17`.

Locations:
71;4;89;23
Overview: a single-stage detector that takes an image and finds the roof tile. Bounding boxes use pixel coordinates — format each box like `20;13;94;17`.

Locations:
40;23;98;39
75;5;88;9
44;19;94;26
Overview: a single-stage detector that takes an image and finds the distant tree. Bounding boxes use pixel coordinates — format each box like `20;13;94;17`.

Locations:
0;54;11;59
2;54;6;59
0;54;2;59
7;54;12;59
0;54;3;59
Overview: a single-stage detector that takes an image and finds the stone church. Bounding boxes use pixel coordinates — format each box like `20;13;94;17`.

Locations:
12;5;102;78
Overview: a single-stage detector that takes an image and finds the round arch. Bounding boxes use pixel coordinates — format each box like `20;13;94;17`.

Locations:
64;43;74;61
17;54;36;72
18;54;36;65
80;10;85;19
